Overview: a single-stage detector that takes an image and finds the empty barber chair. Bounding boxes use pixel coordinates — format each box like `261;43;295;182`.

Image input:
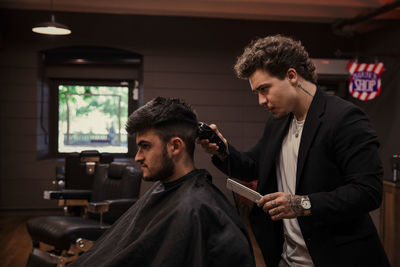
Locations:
65;150;114;190
61;150;114;217
26;162;142;267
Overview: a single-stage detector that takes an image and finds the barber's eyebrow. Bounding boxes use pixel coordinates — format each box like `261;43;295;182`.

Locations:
253;83;271;92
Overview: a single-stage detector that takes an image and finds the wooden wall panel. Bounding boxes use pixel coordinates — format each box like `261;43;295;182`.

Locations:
0;179;58;209
144;73;246;91
1;159;54;180
0;150;40;164
194;106;266;122
144;55;234;74
2;118;38;136
0;67;37;86
0;44;39;68
227;122;267;137
0;84;38;102
0;134;36;152
46;66;140;80
145;88;249;106
0;101;38;119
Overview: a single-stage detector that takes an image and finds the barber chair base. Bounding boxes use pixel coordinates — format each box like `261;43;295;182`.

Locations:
27;239;94;267
27;248;58;267
26;216;107;267
27;247;79;267
27;216;110;250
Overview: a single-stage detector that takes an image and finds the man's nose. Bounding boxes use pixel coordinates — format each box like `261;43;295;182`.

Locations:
258;93;267;106
135;151;143;163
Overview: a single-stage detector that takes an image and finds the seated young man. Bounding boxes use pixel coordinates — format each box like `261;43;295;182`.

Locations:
69;97;256;267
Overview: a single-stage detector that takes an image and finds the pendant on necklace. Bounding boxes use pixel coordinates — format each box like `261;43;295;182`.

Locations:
294;126;299;138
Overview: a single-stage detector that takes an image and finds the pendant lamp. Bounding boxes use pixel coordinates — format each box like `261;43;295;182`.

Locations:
32;0;71;35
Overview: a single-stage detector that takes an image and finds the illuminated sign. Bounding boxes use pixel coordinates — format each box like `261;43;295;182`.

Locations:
347;61;385;101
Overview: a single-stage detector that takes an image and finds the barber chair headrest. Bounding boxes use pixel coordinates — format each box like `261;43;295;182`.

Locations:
108;162;127;179
100;153;114;164
80;150;100;156
80;150;101;175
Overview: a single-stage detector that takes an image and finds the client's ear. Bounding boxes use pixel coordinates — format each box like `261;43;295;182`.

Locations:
169;137;184;155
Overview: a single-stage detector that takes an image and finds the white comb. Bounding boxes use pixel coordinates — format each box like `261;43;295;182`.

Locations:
226;178;262;203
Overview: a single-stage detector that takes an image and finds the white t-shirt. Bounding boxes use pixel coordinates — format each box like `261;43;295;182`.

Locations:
276;117;314;267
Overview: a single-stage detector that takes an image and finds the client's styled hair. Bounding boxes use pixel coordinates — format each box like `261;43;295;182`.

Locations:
126;97;198;159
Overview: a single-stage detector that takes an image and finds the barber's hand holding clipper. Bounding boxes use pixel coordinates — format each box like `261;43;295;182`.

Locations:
197;123;229;161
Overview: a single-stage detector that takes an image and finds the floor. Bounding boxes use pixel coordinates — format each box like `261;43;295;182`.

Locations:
239;204;267;267
0;215;267;267
245;219;268;267
0;216;33;267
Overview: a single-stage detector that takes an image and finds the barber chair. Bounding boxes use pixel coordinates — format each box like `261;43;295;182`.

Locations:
26;162;142;267
65;150;113;190
60;150;114;217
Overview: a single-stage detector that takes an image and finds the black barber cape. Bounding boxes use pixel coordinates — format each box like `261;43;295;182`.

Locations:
70;169;256;267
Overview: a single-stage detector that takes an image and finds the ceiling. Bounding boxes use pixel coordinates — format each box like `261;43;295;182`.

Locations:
1;0;400;23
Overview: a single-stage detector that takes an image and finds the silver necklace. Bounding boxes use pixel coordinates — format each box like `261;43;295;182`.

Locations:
298;83;314;98
293;118;304;138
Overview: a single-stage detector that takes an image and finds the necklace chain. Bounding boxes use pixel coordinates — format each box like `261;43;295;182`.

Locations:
293;118;304;138
298;84;314;98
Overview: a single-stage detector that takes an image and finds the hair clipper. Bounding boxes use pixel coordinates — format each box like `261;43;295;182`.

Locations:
197;122;227;156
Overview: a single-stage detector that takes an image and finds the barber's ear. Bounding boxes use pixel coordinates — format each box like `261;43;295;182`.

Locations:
287;68;297;84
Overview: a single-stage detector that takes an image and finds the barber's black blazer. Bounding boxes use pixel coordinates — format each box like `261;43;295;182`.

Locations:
213;89;389;267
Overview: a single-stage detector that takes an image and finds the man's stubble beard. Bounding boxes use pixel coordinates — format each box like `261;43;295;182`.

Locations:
143;146;175;182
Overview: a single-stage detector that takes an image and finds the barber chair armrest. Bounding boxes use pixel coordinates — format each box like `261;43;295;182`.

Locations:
87;198;138;225
44;190;93;216
43;189;93;200
87;201;111;227
88;201;110;214
87;198;137;214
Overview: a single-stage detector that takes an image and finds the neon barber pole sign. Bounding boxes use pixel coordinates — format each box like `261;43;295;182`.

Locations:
347;61;385;101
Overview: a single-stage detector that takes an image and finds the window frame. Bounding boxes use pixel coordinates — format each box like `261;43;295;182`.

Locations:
49;78;138;158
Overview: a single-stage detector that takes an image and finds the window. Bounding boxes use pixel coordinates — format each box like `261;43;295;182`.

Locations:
52;79;138;157
37;46;143;158
58;83;130;154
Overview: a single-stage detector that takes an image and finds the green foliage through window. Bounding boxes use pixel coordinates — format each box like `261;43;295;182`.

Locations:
58;84;129;153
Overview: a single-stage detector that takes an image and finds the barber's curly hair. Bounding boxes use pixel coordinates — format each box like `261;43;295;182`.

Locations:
126;97;198;159
234;35;317;83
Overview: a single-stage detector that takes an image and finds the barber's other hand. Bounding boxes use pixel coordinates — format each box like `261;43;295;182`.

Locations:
257;192;303;221
196;124;228;160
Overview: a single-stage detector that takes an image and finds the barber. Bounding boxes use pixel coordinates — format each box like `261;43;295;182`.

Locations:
198;34;389;267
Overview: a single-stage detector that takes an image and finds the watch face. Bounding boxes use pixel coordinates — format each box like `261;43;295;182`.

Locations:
301;199;311;209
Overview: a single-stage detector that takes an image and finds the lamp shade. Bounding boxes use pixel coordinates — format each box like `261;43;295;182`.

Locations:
32;15;71;35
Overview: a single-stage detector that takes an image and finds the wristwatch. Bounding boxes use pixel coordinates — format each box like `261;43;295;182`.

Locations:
300;196;312;216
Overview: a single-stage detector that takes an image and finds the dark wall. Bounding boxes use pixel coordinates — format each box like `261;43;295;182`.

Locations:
347;23;400;181
2;8;390;216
